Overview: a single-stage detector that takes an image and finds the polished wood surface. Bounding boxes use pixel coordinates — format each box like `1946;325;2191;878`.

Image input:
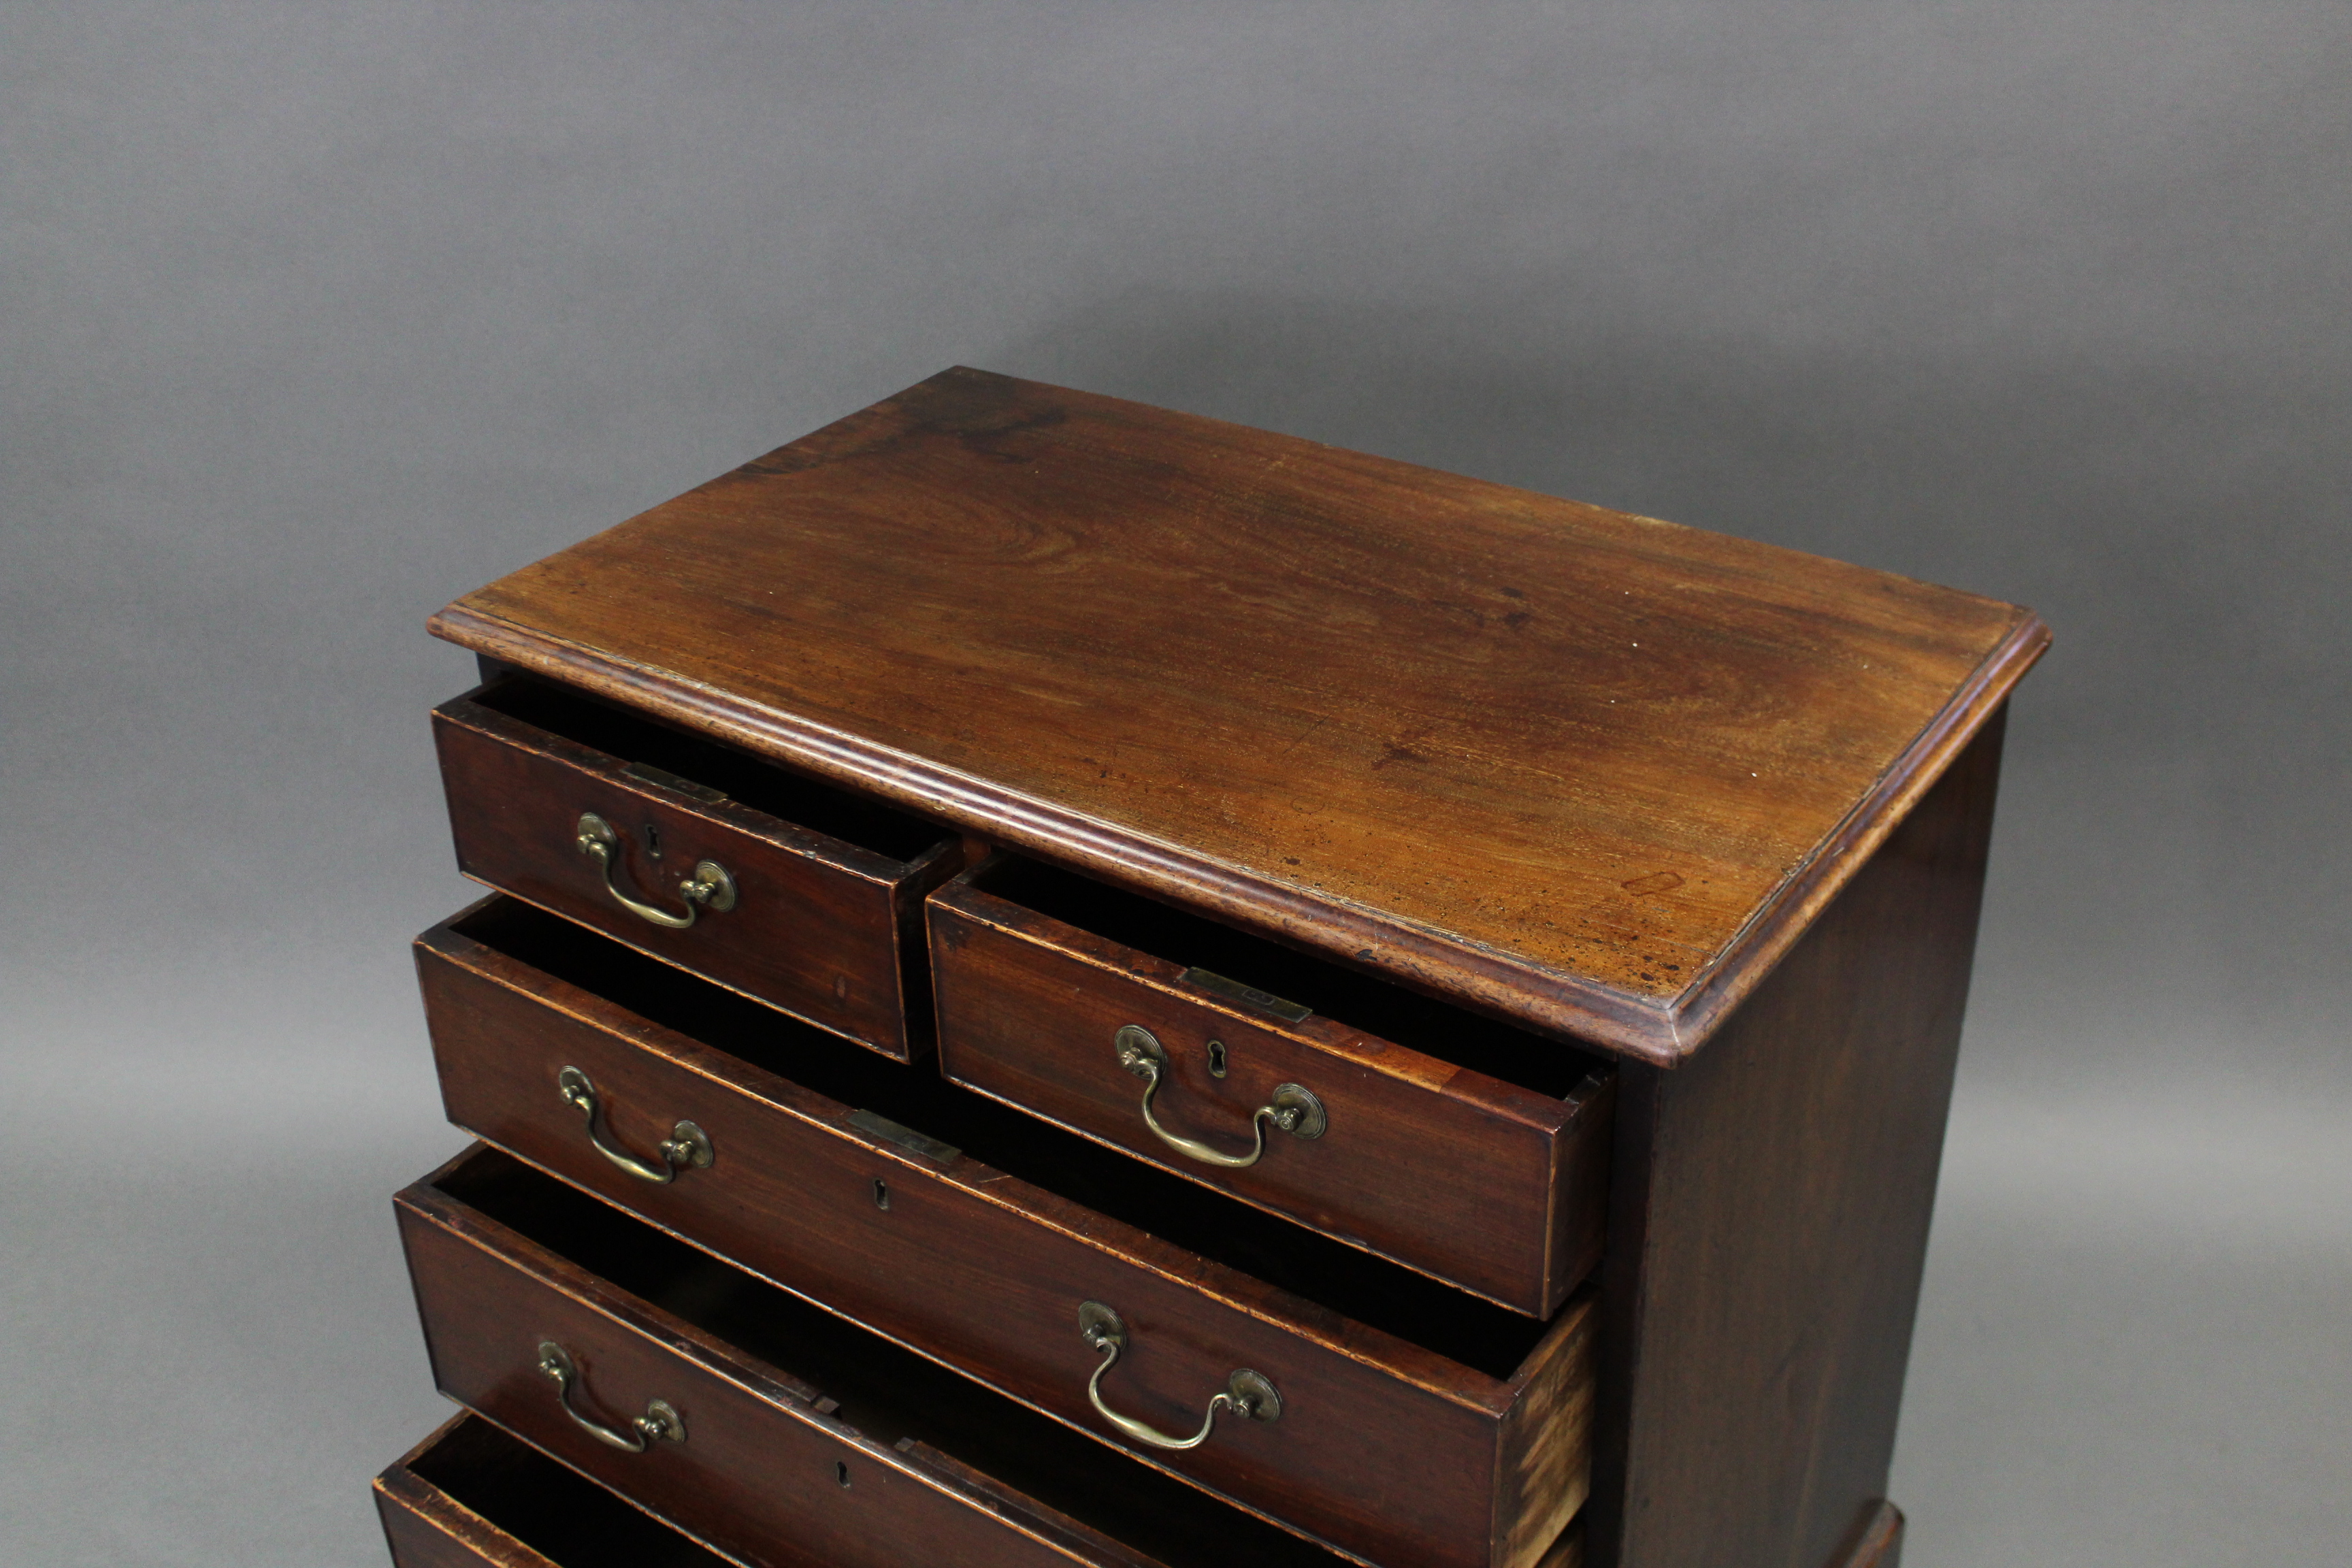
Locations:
929;858;1612;1316
434;681;960;1058
1583;713;2004;1568
416;899;1595;1568
430;366;2046;1062
376;1414;754;1568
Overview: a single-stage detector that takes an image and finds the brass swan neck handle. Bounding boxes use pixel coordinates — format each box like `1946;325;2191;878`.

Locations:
1077;1300;1281;1452
1113;1025;1325;1169
536;1341;686;1452
557;1066;714;1185
576;811;736;930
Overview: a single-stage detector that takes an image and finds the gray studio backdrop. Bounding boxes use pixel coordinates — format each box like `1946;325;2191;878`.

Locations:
3;4;2345;1565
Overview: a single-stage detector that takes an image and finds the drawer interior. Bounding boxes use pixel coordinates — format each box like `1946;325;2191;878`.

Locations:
435;1147;1356;1568
968;857;1605;1100
470;675;954;868
402;1412;738;1567
453;896;1560;1379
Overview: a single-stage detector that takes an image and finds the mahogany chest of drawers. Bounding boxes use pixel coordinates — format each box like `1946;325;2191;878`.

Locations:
372;368;2047;1568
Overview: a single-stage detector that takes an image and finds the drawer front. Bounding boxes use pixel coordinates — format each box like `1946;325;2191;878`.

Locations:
376;1414;755;1568
434;693;953;1059
929;877;1611;1317
397;1169;1169;1568
418;906;1595;1568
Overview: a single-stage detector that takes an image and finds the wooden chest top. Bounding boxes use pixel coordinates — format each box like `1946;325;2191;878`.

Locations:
431;367;2045;1064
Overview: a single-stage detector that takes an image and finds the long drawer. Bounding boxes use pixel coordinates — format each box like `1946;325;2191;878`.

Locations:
398;1146;1380;1568
434;674;962;1059
929;857;1614;1316
415;895;1596;1568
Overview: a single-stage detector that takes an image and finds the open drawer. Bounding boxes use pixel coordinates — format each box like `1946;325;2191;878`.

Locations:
396;1147;1423;1568
433;674;962;1059
414;895;1595;1568
376;1411;756;1568
929;857;1614;1316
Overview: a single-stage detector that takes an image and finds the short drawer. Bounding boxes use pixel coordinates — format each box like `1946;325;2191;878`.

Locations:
434;674;962;1059
397;1146;1384;1568
416;896;1595;1568
376;1412;753;1568
930;858;1614;1316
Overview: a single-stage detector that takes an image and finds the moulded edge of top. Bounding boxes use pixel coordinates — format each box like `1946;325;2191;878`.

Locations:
427;598;2048;1069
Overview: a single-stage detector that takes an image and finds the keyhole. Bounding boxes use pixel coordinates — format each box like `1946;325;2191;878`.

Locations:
836;1460;852;1488
1207;1040;1228;1078
641;822;663;860
872;1178;889;1211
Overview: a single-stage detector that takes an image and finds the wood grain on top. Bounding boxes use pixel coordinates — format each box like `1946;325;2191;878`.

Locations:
431;368;2045;1064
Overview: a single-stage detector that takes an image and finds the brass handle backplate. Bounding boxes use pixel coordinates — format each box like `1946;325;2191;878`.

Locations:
537;1341;686;1452
1113;1024;1326;1169
557;1066;714;1184
576;811;736;930
1077;1301;1280;1451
